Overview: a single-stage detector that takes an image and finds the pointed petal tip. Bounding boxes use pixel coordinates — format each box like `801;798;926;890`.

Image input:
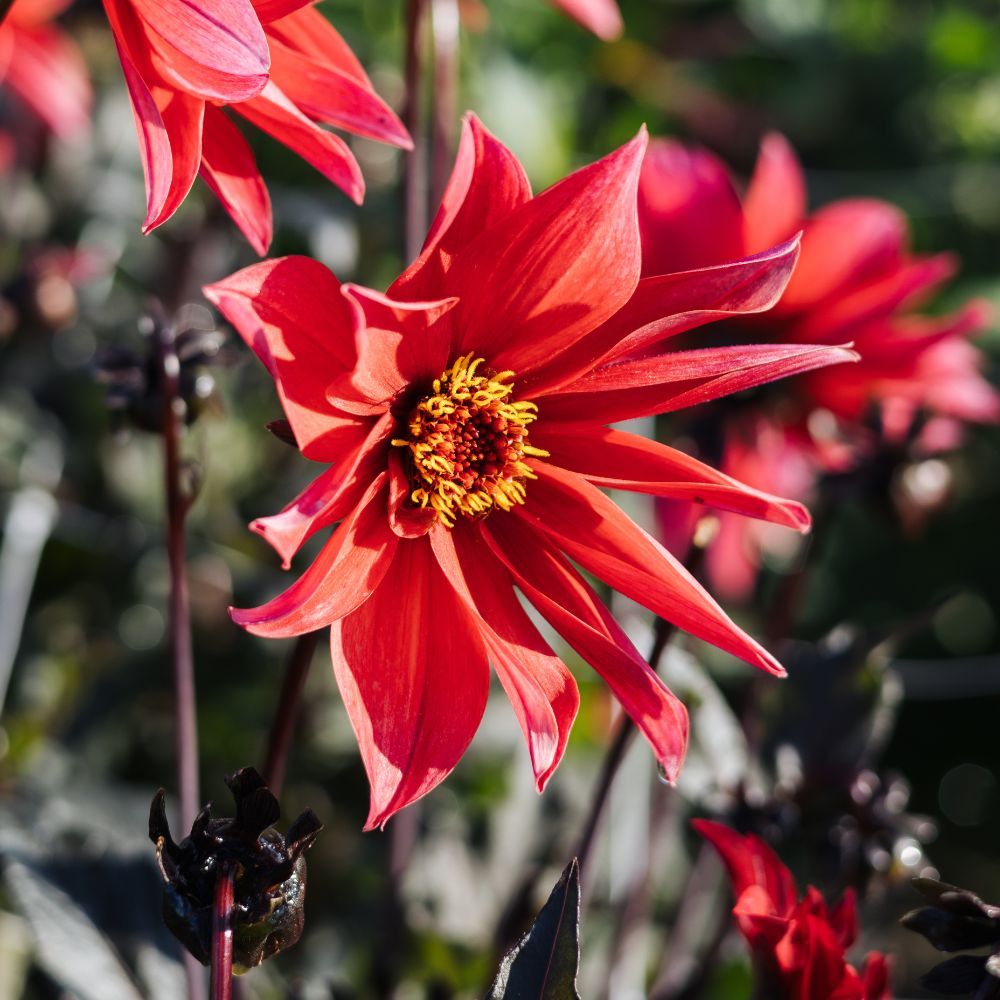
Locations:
249;518;294;570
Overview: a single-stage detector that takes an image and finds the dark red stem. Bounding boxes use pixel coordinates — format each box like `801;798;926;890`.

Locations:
210;863;236;1000
262;630;321;799
429;0;460;206
403;0;429;262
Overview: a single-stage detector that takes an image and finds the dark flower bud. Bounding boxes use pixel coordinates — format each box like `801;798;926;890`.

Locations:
149;767;322;973
902;878;1000;997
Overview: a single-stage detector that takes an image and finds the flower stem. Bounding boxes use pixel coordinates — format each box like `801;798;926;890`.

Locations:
209;862;236;1000
262;630;321;799
403;0;430;262
574;615;677;878
429;0;460;206
156;314;200;832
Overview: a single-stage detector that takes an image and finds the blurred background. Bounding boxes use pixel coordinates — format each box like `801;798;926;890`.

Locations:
2;0;1000;997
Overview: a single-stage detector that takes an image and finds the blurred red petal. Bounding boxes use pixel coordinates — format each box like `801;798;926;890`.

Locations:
742;132;806;255
549;0;622;38
331;537;489;830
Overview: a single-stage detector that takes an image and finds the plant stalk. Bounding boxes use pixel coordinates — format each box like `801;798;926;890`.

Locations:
262;630;321;799
429;0;460;206
210;863;236;1000
403;0;430;262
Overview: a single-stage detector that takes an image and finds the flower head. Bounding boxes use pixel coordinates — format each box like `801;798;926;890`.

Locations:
641;135;999;600
0;0;91;144
206;115;854;829
695;819;892;1000
103;0;411;253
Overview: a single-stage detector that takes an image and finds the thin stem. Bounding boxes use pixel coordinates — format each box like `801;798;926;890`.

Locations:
429;0;460;206
262;630;321;799
209;863;236;1000
574;615;677;878
403;0;429;262
155;315;204;1000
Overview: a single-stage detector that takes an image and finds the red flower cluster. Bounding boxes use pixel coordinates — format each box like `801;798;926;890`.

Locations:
207;116;855;828
103;0;410;253
640;135;999;599
0;0;91;147
695;820;892;1000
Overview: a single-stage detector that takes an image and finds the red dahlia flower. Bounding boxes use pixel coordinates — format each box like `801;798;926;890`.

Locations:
103;0;410;253
641;135;999;599
695;820;891;1000
0;0;91;142
206;116;855;829
549;0;622;39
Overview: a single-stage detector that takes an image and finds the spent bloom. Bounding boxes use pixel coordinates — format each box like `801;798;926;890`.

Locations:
641;135;999;600
207;115;854;829
0;0;91;145
695;820;892;1000
103;0;410;253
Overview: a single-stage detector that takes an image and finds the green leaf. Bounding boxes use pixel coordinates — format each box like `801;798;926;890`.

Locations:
487;859;581;1000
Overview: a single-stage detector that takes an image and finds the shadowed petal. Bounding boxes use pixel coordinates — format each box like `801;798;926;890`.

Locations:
539;343;859;425
484;516;689;780
638;139;744;276
532;425;810;531
742;133;806;255
232;473;397;636
235;81;365;204
200;105;271;255
250;0;312;21
517;463;787;676
448;129;647;374
204;256;361;460
144;84;204;232
392;113;532;302
332;537;489;829
432;524;579;791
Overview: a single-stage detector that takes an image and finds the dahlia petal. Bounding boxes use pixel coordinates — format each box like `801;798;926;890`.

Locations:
336;285;457;407
199;105;272;255
448;129;647;374
704;511;760;603
829;889;858;950
5;0;74;27
231;472;397;637
861;953;891;1000
431;524;579;790
331;537;489;829
107;32;172;230
392;113;532;302
524;237;801;398
539;343;859;425
692;820;798;917
264;4;367;81
730;886;790;951
204;256;361;461
4;23;91;139
549;0;622;38
779;199;908;312
267;35;410;148
518;463;786;676
144;84;205;231
484;516;689;780
251;0;313;22
235;81;364;204
742;132;806;255
531;425;810;531
251;414;390;566
638;139;744;276
387;450;437;538
129;0;269;102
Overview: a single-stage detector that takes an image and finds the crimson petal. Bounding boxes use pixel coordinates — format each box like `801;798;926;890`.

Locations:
742;133;806;255
532;425;810;531
331;537;489;829
549;0;622;38
484;516;689;780
231;473;397;637
517;463;786;676
432;524;579;791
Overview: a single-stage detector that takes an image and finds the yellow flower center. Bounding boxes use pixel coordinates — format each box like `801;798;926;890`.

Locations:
391;354;548;527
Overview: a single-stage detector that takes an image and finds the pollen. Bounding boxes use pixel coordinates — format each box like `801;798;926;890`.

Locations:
391;354;548;527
